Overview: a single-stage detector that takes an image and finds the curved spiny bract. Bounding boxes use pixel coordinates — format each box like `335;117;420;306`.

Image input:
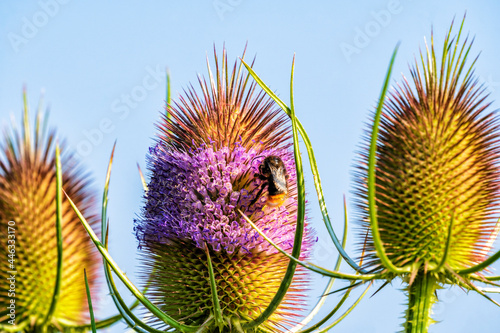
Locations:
354;19;500;332
135;49;313;332
0;96;100;331
355;24;500;276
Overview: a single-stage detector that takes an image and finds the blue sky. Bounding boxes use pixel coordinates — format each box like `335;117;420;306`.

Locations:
1;1;500;332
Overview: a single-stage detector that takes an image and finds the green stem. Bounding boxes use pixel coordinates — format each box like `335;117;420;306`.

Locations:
403;273;438;333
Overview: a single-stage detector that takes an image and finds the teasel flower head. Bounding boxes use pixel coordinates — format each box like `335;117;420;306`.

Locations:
352;18;500;332
134;49;314;332
0;93;100;331
355;21;500;276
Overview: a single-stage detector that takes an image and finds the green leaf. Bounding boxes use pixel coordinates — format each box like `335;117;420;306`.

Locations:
316;282;372;333
67;144;153;332
435;213;455;271
243;56;304;329
204;244;224;331
291;196;353;332
98;145;176;333
65;190;200;332
238;209;376;281
137;162;148;192
298;283;356;333
240;58;365;274
84;269;97;333
42;144;63;327
22;88;30;154
166;68;171;118
366;45;410;274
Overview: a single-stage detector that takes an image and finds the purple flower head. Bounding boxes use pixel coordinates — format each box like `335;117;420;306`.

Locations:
139;143;301;255
134;48;314;332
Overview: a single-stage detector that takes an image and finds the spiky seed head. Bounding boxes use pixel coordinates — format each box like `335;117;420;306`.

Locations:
0;95;100;331
135;49;313;332
355;23;500;275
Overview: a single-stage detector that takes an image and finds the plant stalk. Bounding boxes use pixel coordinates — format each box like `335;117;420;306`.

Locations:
403;273;438;333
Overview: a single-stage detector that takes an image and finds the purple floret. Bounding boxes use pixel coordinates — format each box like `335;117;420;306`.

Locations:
136;143;300;255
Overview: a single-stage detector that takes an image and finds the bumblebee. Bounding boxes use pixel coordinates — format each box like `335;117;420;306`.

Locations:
250;155;289;207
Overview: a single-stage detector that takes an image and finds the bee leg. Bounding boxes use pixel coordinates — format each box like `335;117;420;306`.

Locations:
248;183;266;208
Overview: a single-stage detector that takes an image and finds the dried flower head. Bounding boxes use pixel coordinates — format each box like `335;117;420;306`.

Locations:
0;95;100;331
135;50;313;332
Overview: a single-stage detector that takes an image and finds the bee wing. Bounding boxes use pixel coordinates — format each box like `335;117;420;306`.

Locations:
270;165;288;193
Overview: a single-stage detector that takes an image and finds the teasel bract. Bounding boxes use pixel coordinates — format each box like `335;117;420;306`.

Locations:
240;17;500;333
352;19;500;332
133;49;314;332
0;93;100;332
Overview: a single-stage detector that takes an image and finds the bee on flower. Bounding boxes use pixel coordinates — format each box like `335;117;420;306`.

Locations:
134;49;314;332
